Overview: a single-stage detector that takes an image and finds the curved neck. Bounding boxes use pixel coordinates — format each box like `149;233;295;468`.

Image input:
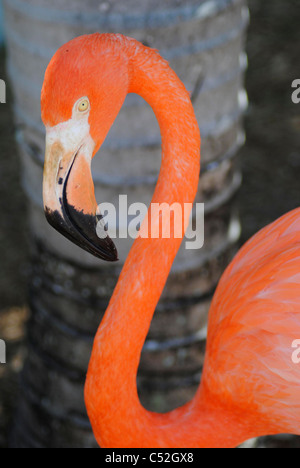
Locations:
85;40;248;448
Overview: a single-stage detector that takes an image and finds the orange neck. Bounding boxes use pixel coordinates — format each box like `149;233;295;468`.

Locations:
84;39;251;448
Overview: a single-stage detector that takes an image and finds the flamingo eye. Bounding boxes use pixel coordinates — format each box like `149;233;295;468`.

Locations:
77;99;90;113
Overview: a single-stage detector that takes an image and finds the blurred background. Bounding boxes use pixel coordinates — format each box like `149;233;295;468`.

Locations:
0;0;299;448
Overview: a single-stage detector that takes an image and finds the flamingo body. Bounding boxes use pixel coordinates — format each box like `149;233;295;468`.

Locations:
203;209;300;437
41;33;300;448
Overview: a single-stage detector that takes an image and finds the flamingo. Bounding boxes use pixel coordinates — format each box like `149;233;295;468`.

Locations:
41;33;300;448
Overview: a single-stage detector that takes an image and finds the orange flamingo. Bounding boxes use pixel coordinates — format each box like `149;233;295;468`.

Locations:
41;33;300;448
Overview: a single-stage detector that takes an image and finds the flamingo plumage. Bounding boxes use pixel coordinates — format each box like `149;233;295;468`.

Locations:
41;33;300;448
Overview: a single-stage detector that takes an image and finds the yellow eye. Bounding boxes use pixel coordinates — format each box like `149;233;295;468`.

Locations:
78;99;89;113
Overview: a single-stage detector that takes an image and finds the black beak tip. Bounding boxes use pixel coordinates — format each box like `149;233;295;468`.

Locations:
99;237;119;262
44;206;119;263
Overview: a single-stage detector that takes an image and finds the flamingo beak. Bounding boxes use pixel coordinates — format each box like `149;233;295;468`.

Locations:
43;134;119;262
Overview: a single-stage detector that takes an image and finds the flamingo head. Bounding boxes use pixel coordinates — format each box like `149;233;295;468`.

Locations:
41;34;130;261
